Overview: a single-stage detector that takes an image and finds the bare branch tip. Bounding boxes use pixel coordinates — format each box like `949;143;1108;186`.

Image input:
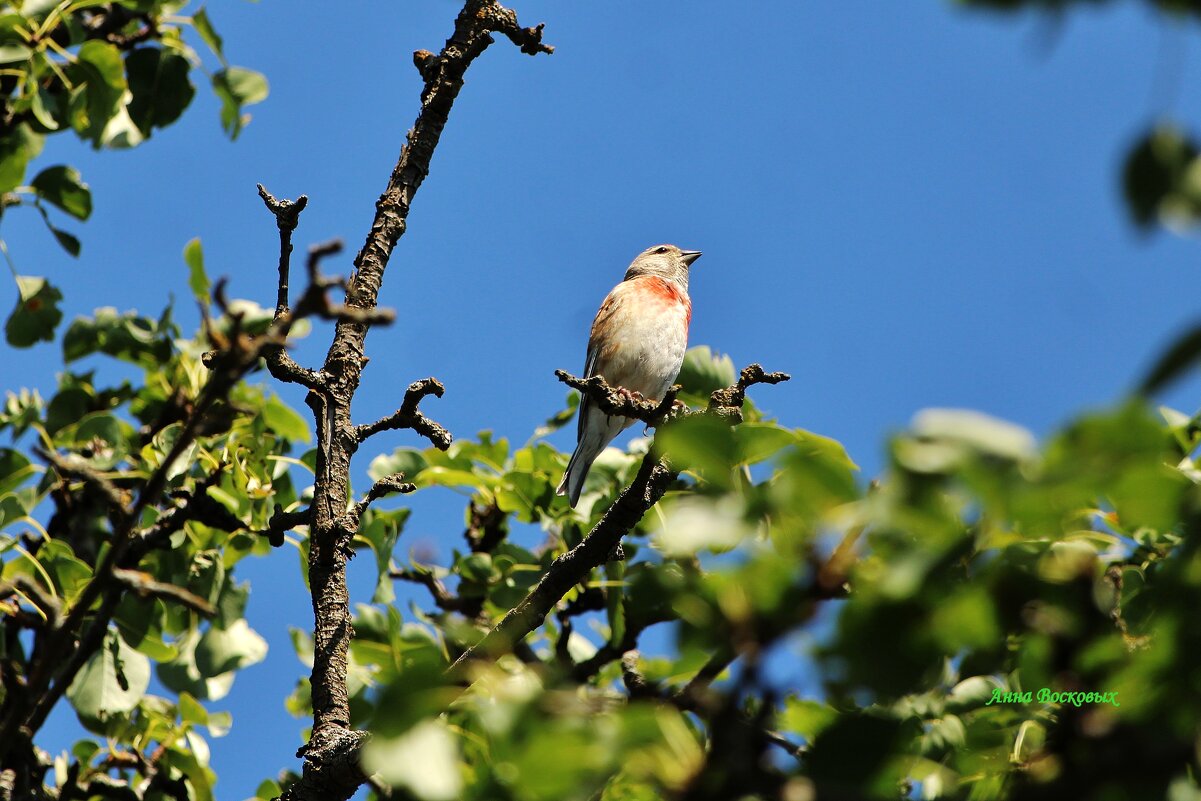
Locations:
256;183;309;229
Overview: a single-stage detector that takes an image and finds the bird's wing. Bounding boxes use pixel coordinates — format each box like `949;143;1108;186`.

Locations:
577;283;625;441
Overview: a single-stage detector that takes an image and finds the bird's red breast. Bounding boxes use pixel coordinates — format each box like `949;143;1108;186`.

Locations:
639;276;692;329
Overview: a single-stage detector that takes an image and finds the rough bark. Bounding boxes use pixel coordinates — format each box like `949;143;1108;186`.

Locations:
263;3;552;799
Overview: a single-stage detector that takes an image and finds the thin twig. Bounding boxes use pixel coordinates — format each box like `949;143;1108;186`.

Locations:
111;569;217;618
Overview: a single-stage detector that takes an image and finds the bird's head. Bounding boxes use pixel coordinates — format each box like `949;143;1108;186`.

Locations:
624;244;702;289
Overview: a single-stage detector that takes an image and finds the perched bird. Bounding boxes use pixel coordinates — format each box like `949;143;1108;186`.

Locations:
557;244;702;507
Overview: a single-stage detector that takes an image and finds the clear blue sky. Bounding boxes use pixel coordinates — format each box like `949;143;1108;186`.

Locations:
7;1;1201;797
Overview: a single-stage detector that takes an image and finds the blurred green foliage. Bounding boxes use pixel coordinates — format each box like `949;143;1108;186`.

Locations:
3;2;1201;800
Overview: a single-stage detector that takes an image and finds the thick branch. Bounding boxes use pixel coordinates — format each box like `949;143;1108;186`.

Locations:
290;239;397;328
320;0;551;381
276;5;551;800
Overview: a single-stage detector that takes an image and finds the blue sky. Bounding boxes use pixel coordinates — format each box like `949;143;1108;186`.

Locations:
8;1;1201;797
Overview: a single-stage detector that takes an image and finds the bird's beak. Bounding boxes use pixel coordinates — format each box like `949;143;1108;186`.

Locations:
680;250;702;266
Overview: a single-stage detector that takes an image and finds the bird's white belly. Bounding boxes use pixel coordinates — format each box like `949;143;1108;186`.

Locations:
600;304;689;400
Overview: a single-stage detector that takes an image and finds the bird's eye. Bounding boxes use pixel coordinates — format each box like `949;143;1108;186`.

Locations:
655;246;668;254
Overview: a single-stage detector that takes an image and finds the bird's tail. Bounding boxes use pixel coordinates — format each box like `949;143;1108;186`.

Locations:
556;441;600;508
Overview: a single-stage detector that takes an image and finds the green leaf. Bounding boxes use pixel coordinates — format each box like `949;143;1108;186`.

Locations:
191;8;224;61
1122;124;1201;229
68;41;127;146
194;619;267;677
62;307;175;367
183;237;210;305
0;448;36;496
804;714;908;790
930;587;1000;652
71;412;132;469
214;579;250;629
909;408;1037;463
0;123;43;193
653;495;750;556
1139;324;1201;396
211;66;268;140
369;448;427;483
253;780;282;800
457;552;494;583
5;276;63;348
114;594;177;662
357;508;409;604
31;165;92;220
945;676;1003;713
20;0;60;19
0;43;30;63
37;540;92;604
676;345;736;400
126;47;196;136
656;414;738;487
157;629;238;702
49;225;80;257
66;629;151;721
363;720;463;801
779;697;838;741
263;393;310;443
733;422;799;465
30;88;58;132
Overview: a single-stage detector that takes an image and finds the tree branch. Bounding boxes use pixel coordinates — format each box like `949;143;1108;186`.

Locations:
35;448;129;527
448;452;673;678
0;304;285;756
257;183;309;318
0;578;60;628
274;3;552;800
390;567;471;613
254;186;327;391
707;363;791;424
110;569;217;618
447;365;790;680
354;378;451;450
353;473;416;519
555;369;684;425
261;506;311;549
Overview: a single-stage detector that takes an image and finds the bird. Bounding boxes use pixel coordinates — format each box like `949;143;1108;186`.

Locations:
556;243;702;507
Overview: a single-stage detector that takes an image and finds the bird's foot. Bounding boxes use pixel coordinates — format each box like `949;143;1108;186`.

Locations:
616;387;642;404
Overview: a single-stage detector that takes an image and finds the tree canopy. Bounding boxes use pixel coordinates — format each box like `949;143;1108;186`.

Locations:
3;2;1201;801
